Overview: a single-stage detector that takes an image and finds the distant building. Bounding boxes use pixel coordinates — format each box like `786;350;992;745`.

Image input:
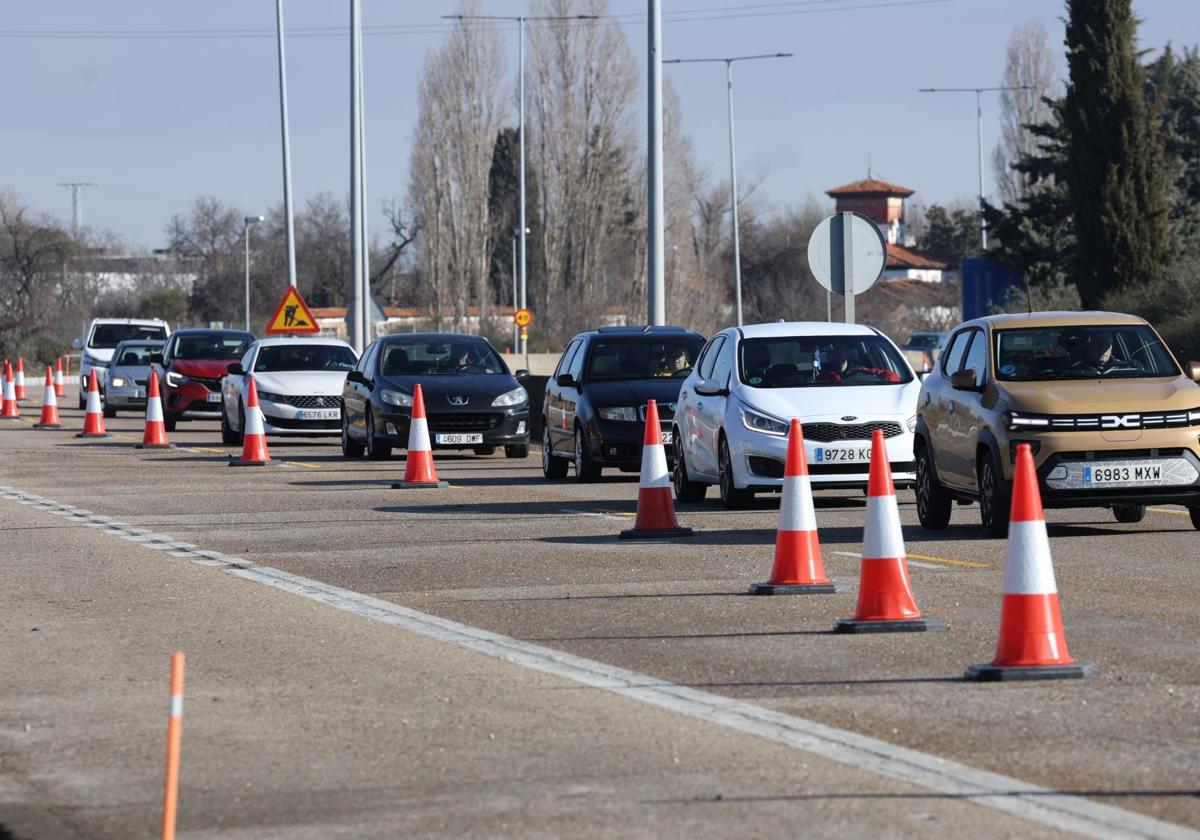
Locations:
825;178;954;283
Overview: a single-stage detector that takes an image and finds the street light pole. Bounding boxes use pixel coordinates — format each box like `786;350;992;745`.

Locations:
274;0;297;288
243;215;265;331
665;53;793;327
918;85;1033;253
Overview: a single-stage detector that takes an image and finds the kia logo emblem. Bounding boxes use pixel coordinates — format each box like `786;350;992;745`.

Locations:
447;396;468;406
841;415;857;421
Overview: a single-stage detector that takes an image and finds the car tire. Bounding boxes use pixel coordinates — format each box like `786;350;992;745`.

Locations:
1189;507;1200;530
672;429;707;502
915;442;952;529
505;444;529;459
573;426;602;482
473;445;497;456
221;402;242;445
365;408;392;461
718;436;752;510
102;404;116;419
977;448;1011;538
341;408;365;457
1112;503;1146;524
163;414;177;432
542;423;568;478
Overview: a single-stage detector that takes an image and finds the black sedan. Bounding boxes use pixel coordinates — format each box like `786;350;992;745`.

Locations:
341;333;531;460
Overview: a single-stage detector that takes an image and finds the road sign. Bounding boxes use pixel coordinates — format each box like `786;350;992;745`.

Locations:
514;308;532;328
807;211;887;324
265;287;320;335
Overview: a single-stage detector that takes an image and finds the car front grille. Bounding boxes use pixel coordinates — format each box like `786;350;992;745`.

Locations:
190;376;223;392
640;403;676;423
277;394;340;409
426;412;502;432
266;415;340;430
802;421;903;442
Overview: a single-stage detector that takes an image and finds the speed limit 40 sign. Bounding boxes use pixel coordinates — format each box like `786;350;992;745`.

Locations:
514;308;532;327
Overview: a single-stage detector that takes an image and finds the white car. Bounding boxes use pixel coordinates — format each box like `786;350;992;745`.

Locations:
671;322;921;508
220;338;358;443
73;318;171;409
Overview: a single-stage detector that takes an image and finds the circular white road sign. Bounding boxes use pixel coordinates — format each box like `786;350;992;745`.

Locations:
807;211;887;297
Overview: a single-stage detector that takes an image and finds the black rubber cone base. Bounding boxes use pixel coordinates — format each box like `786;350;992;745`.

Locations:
749;581;846;595
965;661;1099;682
619;526;694;540
33;423;61;430
391;480;449;489
229;458;280;467
135;442;176;450
76;432;111;438
834;617;946;634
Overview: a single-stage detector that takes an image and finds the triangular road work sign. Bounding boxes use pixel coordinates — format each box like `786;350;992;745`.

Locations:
265;286;321;334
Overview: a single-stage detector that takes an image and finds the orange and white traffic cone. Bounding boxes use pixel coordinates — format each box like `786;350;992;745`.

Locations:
136;372;174;449
14;357;27;401
620;399;693;539
835;429;943;633
229;377;277;466
392;383;448;488
34;367;61;429
967;444;1097;680
77;369;109;437
54;356;65;397
1;361;19;419
750;419;841;594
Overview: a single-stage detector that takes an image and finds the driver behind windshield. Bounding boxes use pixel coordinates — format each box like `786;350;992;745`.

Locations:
816;343;900;384
651;345;690;378
1063;329;1134;374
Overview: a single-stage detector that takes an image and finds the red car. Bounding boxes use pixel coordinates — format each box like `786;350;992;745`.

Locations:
151;329;255;431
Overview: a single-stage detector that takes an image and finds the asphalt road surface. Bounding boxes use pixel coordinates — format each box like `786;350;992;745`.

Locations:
2;394;1198;838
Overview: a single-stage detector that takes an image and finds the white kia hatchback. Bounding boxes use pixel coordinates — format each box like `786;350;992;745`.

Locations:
671;322;920;508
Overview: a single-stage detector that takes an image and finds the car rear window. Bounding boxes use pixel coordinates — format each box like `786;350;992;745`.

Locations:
584;337;704;381
112;344;161;366
168;333;253;360
995;325;1179;380
739;335;912;388
254;344;357;372
88;323;167;349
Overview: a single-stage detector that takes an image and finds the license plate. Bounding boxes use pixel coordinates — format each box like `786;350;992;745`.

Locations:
661;430;673;445
297;408;339;421
815;447;871;463
1084;462;1165;486
436;433;483;444
206;393;221;403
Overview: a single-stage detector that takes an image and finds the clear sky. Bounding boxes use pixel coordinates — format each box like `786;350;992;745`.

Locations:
3;0;1197;250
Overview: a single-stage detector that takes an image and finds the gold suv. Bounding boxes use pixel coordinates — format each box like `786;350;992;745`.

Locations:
914;311;1200;536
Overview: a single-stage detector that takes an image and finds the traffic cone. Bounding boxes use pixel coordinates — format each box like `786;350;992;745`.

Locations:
750;419;842;594
620;399;693;539
967;444;1098;681
54;356;65;397
34;368;61;429
76;369;109;437
391;383;448;488
834;429;943;633
136;372;174;449
229;377;277;466
14;357;27;400
2;361;20;419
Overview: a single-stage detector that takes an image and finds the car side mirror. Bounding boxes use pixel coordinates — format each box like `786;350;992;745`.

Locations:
515;369;531;380
949;368;981;391
694;379;729;397
346;370;368;386
556;373;576;388
226;362;244;376
149;353;163;366
72;338;83;350
1188;362;1200;382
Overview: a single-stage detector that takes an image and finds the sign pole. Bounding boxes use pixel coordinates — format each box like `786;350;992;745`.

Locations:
842;212;855;325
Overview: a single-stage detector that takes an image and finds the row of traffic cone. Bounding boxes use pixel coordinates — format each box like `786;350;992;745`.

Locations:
619;405;1094;682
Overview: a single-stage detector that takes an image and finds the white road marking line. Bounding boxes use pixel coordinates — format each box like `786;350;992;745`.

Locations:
559;508;628;522
1;485;1196;840
832;550;940;570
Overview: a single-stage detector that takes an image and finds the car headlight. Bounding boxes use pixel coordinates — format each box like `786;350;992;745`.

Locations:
1003;410;1050;431
492;386;528;407
598;405;639;422
256;390;284;403
109;376;127;388
739;404;789;436
165;371;187;388
906;415;917;433
380;389;413;408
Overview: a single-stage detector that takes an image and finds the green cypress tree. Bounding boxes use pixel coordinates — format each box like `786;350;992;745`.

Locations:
1062;0;1173;309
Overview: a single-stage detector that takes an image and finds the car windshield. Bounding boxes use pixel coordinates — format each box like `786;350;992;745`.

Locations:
584;337;703;381
169;333;254;360
112;344;161;366
88;323;167;349
378;338;506;377
995;325;1179;381
739;335;913;388
254;344;357;372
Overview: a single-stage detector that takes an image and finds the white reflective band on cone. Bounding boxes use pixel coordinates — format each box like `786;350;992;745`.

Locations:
639;443;670;488
43;385;56;405
1002;519;1058;595
408;417;430;452
778;475;816;532
862;493;905;560
4;380;13;400
86;388;102;413
146;397;163;422
244;404;265;436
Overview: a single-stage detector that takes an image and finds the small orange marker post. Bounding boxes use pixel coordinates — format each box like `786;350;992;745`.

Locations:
162;651;185;840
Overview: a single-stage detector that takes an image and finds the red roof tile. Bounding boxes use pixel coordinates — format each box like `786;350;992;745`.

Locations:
886;243;951;271
826;178;915;198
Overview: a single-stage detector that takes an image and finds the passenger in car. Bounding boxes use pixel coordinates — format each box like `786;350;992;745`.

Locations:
817;344;900;384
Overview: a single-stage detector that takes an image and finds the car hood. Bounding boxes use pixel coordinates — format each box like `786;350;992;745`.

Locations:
734;379;920;421
999;377;1200;413
171;359;239;379
584;378;688;407
379;374;523;406
248;370;349;395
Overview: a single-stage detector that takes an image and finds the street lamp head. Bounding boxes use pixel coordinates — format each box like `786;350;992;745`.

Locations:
244;215;265;226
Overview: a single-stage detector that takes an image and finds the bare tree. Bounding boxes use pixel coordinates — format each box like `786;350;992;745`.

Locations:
993;21;1060;204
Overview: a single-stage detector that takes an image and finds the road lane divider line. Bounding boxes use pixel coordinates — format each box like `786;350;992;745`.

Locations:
909;552;989;570
0;483;1193;840
831;550;940;570
559;508;630;522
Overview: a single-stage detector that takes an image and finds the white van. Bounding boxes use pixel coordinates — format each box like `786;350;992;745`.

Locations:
74;318;171;408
